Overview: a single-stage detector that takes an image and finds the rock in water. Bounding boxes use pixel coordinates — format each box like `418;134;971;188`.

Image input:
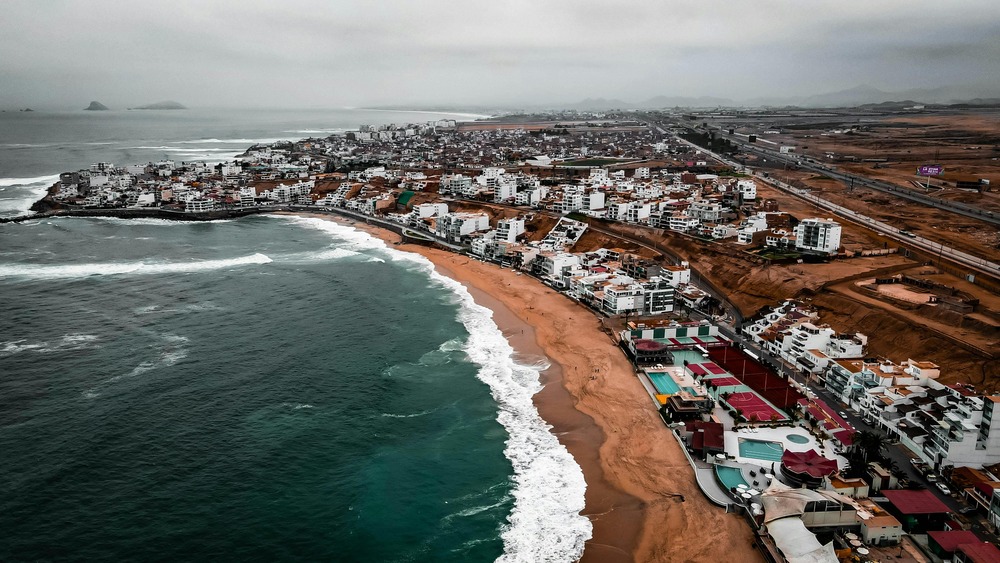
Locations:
84;101;110;111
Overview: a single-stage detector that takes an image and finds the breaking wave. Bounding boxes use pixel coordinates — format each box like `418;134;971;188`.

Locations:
0;253;272;280
0;174;60;216
0;333;100;357
83;334;189;399
287;216;591;562
177;137;291;145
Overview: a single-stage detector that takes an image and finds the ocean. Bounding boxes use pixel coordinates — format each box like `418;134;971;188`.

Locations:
0;109;590;562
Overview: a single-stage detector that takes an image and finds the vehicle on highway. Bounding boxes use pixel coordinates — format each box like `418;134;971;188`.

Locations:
936;482;952;495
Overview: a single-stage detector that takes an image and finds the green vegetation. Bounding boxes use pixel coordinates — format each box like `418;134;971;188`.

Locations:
756;249;802;261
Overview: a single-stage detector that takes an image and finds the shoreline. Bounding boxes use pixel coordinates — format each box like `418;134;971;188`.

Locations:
321;214;761;562
5;206;762;561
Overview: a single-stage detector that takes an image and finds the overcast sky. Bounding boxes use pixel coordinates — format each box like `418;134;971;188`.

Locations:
2;0;999;109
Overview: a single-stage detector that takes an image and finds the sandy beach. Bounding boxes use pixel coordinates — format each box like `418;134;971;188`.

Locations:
320;214;762;562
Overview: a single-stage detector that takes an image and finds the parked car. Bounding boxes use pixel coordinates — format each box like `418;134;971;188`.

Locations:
936;482;952;496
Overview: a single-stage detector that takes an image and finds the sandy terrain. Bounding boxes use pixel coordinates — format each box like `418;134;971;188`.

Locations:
315;214;761;562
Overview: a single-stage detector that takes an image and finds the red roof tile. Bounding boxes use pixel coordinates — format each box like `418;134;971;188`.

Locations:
882;489;951;515
928;530;981;553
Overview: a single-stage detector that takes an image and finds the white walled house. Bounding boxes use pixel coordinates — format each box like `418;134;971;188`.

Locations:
496;217;526;243
436;212;491;242
737;179;757;201
795;218;842;255
410;203;446;219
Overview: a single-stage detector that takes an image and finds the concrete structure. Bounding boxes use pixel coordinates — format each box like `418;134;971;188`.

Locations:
794;218;842;255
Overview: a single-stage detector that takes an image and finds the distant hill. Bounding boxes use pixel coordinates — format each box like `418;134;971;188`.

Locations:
84;101;109;111
130;101;186;110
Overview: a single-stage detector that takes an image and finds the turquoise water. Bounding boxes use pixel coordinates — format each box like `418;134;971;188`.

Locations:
738;439;785;462
647;371;681;394
671;349;708;365
715;465;751;491
787;434;810;444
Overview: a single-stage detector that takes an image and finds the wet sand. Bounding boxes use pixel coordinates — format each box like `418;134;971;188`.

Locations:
308;214;761;562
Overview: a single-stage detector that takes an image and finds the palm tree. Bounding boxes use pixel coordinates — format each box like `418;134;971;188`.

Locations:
849;430;891;466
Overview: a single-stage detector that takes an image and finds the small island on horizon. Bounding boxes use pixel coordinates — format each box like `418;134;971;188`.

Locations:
84;101;109;111
128;101;187;110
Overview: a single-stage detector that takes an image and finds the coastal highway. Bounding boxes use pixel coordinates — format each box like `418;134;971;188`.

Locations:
704;123;1000;228
660;125;1000;279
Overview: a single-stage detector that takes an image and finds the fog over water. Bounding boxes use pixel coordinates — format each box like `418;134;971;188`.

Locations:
2;0;999;109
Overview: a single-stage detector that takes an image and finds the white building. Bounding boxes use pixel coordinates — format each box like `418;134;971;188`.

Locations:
737;179;757;201
186;199;215;213
496;217;526;243
795;218;842;255
435;212;491;242
415;202;448;218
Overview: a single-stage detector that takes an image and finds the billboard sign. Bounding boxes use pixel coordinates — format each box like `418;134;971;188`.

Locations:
917;165;943;176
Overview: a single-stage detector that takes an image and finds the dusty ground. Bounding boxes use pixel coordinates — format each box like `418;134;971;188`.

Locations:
607;224;1000;389
751;110;1000;261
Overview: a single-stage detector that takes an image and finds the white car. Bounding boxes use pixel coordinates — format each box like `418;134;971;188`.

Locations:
936;482;952;496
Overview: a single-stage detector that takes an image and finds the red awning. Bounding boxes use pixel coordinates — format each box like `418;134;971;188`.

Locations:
781;449;837;479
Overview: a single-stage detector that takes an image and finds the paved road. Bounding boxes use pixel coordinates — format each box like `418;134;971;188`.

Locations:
721;326;967;512
703;123;1000;228
657;121;1000;278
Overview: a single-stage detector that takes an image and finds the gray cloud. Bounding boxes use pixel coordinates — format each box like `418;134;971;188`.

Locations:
2;0;998;109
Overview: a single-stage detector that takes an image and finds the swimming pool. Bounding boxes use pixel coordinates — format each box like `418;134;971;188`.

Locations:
738;438;785;462
647;371;681;395
715;465;751;491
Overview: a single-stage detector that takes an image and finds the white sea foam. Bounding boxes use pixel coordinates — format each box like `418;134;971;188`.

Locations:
0;253;271;280
85;334;188;398
0;174;61;188
134;302;222;315
130;146;236;152
278;215;386;252
439;337;466;352
286;217;591;562
177;138;291;145
0;174;60;216
0;333;100;357
311;248;362;260
380;409;433;419
86;216;234;226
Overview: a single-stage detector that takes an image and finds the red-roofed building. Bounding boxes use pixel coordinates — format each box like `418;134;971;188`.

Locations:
956;541;1000;563
928;530;983;558
681;420;725;458
881;489;952;532
780;449;837;488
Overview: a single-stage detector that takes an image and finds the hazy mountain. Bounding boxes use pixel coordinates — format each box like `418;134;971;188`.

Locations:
84;101;109;111
747;84;1000;108
638;95;735;108
130;101;186;110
